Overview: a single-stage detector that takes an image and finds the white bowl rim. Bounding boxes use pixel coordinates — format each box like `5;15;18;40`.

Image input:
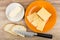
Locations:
6;3;24;22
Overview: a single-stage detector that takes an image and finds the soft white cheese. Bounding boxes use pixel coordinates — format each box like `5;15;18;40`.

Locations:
9;6;21;18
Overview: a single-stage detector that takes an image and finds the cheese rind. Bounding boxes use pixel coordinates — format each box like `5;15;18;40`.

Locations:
27;12;39;22
37;7;51;21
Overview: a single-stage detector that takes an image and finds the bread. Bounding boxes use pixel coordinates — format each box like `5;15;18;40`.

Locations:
4;24;27;37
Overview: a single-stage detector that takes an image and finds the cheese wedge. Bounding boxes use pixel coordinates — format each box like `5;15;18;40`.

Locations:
32;18;46;31
37;7;51;21
9;6;21;18
27;12;39;22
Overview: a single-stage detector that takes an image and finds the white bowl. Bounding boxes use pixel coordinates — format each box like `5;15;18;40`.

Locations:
6;3;24;22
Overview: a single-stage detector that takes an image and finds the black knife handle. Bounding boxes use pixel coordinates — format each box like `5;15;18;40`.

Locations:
35;33;53;39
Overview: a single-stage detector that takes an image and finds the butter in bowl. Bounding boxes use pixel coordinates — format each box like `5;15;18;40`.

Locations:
5;3;24;22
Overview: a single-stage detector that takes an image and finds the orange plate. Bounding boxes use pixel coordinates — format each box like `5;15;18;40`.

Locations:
25;1;56;33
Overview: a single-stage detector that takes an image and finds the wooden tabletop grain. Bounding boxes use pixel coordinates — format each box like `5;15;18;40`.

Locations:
0;0;60;40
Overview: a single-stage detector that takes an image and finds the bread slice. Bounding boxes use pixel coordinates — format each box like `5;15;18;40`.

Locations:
11;25;27;37
4;24;27;37
4;24;17;35
11;25;26;32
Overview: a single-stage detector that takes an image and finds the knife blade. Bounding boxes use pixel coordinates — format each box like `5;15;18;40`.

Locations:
14;30;52;39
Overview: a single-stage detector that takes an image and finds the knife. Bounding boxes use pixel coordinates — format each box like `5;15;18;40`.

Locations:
14;30;52;39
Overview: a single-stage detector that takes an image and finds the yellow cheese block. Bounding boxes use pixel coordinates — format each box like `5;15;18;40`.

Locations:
32;18;46;31
37;7;51;21
27;12;39;22
9;6;21;18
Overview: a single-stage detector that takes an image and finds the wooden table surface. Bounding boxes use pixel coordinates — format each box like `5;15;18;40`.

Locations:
0;0;60;40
